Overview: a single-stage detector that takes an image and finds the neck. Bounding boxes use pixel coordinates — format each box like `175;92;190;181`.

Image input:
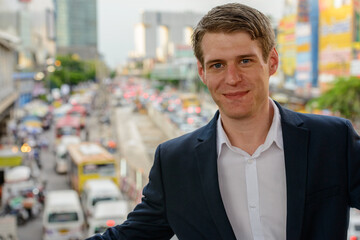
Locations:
220;100;274;155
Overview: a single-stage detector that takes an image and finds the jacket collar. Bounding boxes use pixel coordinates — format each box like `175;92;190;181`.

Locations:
275;101;309;240
195;110;237;240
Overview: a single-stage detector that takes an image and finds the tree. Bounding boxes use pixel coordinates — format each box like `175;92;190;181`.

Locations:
308;76;360;122
47;54;97;89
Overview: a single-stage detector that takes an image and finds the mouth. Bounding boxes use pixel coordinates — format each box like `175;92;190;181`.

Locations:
223;91;249;100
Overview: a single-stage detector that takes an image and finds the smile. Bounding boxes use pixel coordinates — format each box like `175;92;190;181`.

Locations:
223;91;249;99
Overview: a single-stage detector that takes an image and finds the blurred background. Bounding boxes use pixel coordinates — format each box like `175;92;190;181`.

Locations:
1;0;360;239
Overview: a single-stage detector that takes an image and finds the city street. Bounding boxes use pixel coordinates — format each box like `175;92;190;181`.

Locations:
17;124;67;240
16;92;120;239
15;85;177;239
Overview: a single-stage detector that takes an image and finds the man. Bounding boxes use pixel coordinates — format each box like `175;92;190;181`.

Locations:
87;3;360;240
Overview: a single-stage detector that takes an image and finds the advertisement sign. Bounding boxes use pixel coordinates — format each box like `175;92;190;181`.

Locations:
318;4;352;75
297;0;309;22
296;23;312;86
277;15;297;77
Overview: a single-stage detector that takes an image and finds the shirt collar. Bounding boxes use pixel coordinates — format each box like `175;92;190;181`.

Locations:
216;98;283;156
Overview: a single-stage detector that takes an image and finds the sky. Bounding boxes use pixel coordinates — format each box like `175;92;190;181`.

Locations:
97;0;285;69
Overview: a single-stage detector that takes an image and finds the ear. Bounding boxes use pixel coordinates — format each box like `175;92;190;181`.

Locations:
268;48;279;76
197;61;206;84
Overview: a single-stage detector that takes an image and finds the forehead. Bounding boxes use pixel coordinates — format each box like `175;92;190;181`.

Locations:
200;32;263;61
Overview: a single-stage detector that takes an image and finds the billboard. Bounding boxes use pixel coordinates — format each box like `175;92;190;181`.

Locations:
277;15;297;77
296;23;312;86
298;0;310;22
318;3;352;75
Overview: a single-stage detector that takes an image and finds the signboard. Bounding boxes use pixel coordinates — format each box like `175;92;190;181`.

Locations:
0;149;22;168
318;4;352;75
296;23;312;85
277;14;297;77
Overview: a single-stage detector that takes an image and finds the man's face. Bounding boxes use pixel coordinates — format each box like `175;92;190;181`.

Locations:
197;31;278;121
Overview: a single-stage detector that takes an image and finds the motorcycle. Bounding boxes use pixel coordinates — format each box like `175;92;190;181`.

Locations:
3;196;30;226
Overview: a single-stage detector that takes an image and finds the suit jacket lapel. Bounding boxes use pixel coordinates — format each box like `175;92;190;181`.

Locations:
276;102;309;240
195;111;236;240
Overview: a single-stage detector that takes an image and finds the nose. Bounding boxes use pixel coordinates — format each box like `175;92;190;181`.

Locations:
225;63;241;85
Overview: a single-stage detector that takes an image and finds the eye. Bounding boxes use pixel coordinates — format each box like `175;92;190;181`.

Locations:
240;59;251;64
212;63;223;69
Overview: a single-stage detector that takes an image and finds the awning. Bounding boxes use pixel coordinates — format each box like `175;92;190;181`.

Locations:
0;148;23;168
0;31;21;50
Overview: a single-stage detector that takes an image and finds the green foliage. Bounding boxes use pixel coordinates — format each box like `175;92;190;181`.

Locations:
68;72;86;85
47;54;97;89
142;71;151;79
308;76;360;121
110;70;117;79
48;74;63;88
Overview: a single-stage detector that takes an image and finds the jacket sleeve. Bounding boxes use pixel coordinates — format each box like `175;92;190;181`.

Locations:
86;144;174;240
347;120;360;209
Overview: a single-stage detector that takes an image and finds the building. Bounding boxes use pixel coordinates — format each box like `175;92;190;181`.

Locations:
0;31;19;140
134;11;203;62
55;0;98;60
0;0;56;141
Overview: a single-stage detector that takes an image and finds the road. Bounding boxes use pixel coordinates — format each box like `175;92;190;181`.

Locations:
17;97;120;240
17;124;68;240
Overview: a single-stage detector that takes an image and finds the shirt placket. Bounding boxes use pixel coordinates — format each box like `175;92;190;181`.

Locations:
245;156;265;240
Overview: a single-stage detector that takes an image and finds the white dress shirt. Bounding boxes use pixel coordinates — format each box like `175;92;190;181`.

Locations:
217;99;287;240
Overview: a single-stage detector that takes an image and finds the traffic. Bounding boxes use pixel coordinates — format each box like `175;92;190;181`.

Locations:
0;81;128;240
0;77;207;240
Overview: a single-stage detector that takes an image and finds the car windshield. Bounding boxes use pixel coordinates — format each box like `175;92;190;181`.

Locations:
48;212;78;223
92;197;118;206
355;224;360;231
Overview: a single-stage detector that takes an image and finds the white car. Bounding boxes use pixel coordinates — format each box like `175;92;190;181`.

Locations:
42;190;85;240
87;200;128;237
81;179;124;218
54;144;68;174
60;135;81;146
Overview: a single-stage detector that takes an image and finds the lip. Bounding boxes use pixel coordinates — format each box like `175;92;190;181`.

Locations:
223;91;249;99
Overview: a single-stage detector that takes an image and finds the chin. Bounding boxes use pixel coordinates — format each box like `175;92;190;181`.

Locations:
220;108;252;120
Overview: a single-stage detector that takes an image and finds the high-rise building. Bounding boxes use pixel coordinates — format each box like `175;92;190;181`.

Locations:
55;0;98;60
134;11;203;62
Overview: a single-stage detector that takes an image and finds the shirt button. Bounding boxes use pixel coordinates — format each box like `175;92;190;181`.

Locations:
249;205;257;209
248;159;254;164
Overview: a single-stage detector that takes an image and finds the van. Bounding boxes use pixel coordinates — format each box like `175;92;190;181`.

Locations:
42;190;85;240
81;179;124;218
87;200;128;237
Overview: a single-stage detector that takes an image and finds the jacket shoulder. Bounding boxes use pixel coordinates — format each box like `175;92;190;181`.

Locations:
281;106;352;132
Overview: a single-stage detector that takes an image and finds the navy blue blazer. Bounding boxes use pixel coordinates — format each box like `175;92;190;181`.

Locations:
88;102;360;240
